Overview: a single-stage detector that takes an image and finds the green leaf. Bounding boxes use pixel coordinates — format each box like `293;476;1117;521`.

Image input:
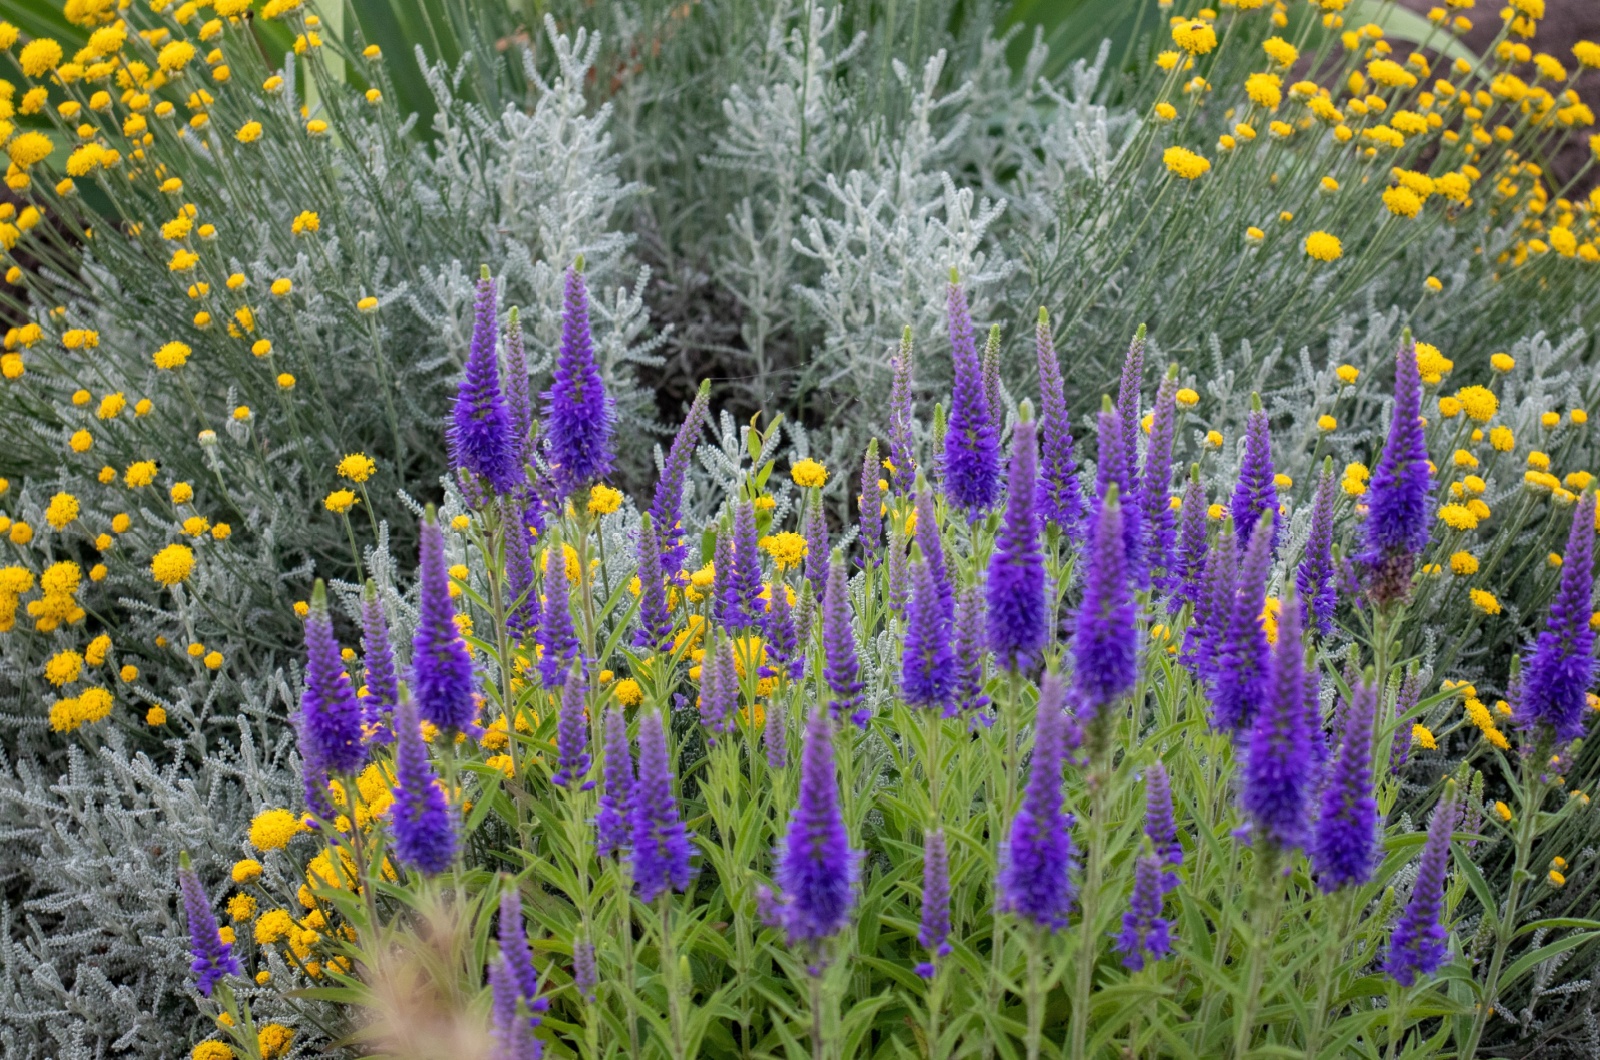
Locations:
1498;930;1600;989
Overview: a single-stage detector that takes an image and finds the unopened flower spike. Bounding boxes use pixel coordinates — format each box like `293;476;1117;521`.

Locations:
1095;394;1145;587
1173;464;1208;614
982;322;1003;434
859;438;883;567
1115;323;1148;487
1296;457;1337;637
1242;584;1314;852
503;304;534;466
1362;331;1431;607
360;579;399;740
649;379;711;573
1075;482;1136;727
1141;364;1180;590
1385;779;1459;985
887;326;917;485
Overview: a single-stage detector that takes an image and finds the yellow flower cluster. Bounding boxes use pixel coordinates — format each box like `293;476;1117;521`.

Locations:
759;531;808;570
48;686;113;733
1464;695;1510;749
791;459;828;488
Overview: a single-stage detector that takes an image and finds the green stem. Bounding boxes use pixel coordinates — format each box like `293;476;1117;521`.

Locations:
658;896;686;1060
1025;928;1047;1060
1233;847;1282;1059
1070;745;1108;1060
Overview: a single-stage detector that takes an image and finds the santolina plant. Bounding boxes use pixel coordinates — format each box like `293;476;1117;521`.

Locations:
169;267;1599;1060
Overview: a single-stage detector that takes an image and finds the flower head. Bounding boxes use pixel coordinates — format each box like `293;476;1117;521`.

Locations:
1312;679;1379;890
1385;781;1458;985
150;543;195;586
551;666;593;788
1241;588;1314;851
1034;308;1084;538
649;380;711;572
179;856;240;996
942;275;1001;518
544;263;613;493
1142;373;1181;587
987;419;1047;671
411;511;477;731
1518;492;1597;742
996;673;1077;929
633;514;673;653
452;270;521;493
767;709;857;946
822;556;865;725
902;557;955;710
1362;337;1432;606
359;582;398;736
1296;461;1338;636
298;581;366;777
1114;853;1173;971
1075;485;1137;723
630;709;693;903
596;706;633;859
1210;514;1273;731
1231;397;1278;553
917;828;952;975
390;693;457;874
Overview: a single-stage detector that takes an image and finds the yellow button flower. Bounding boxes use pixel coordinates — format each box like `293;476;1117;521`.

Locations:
150;543;195;586
1305;231;1342;261
791;459;828;488
324;489;358;514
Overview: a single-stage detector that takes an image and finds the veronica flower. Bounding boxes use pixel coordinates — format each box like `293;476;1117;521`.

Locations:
859;439;883;566
1241;589;1313;851
503;306;534;466
630;709;693;903
732;501;766;628
1230;396;1278;553
391;693;457;875
1296;460;1337;637
1144;762;1182;889
902;557;955;710
649;379;711;574
488;953;542;1060
1141;371;1180;588
766;577;803;681
822;557;866;725
802;495;831;597
765;709;858;945
1517;491;1597;743
887;327;916;487
551;667;593;789
360;580;399;740
1172;468;1208;613
504;497;540;639
1385;782;1459;986
887;521;911;616
1075;484;1137;726
1187;518;1237;682
713;526;739;629
573;936;598;1003
1361;338;1431;606
996;672;1076;929
299;580;366;776
988;418;1047;670
1034;307;1085;539
1312;679;1379;890
1211;513;1273;732
698;631;737;740
452;268;521;494
942;273;1001;518
916;828;953;977
596;706;632;859
633;514;673;652
953;582;991;719
1390;671;1421;775
915;482;952;620
765;697;789;768
499;886;546;1025
1114;853;1173;971
179;856;240;996
1115;324;1147;485
1095;399;1145;588
537;541;581;688
544;262;613;493
412;510;477;732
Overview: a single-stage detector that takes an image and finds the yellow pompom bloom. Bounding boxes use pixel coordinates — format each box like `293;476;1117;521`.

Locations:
1489;426;1514;451
614;678;643;707
1438;397;1461;419
1383;185;1423;218
1245;72;1282;110
1493;800;1513;822
1175;388;1199;407
112;513;130;533
227;892;258;922
190;1042;232;1060
205;650;223;670
1455;385;1497;423
588;484;623;516
249;808;306;851
1305;231;1342;261
1163;145;1211;179
1153;101;1177;122
1411;724;1437;750
1413;342;1452;384
253;908;294;945
44;492;79;530
1262;36;1298;66
257;1024;294;1060
158;40;196;71
1528;451;1551;472
1572;410;1588;425
153;341;191;370
791;459;828;488
1470;589;1501;615
19;38;64;78
759;531;808;570
1449;551;1479;575
232;858;264;884
44;649;84;687
1204;430;1223;450
277;373;296;390
7;131;53;169
337;453;375;482
324;489;357;514
1172;19;1218;55
1335;364;1358;385
150;543;195;586
1541;411;1561;429
171;482;194;504
291;210;319;235
145;705;165;725
1438;504;1480;531
236;120;263;143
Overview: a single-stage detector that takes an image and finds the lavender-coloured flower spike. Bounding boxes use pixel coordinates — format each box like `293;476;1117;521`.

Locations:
1034;308;1085;540
766;578;802;682
1141;368;1180;589
1518;490;1597;743
916;828;953;977
767;709;858;945
489;952;543;1060
1114;852;1173;971
802;494;831;598
942;271;1001;519
551;667;593;789
698;631;737;740
712;525;739;629
633;514;673;653
453;267;522;495
987;414;1048;671
649;379;711;574
765;696;789;768
1212;512;1273;732
1313;679;1379;890
499;886;546;1023
1188;517;1237;682
537;540;581;688
299;580;366;777
1242;587;1314;852
1385;780;1459;986
545;259;613;494
504;306;534;467
1390;671;1420;775
953;582;991;719
505;496;541;639
179;854;240;997
821;555;866;725
1115;324;1147;485
1297;458;1338;637
412;508;478;733
859;439;884;567
1144;762;1182;887
996;672;1077;929
887;520;911;616
1362;334;1432;607
1303;663;1328;771
630;709;693;903
1231;395;1278;554
902;556;955;710
1096;397;1146;588
887;326;917;488
732;501;766;628
1076;484;1137;725
914;480;952;620
596;706;632;859
391;692;457;875
360;581;399;741
573;935;598;1003
1173;467;1208;614
982;323;1003;435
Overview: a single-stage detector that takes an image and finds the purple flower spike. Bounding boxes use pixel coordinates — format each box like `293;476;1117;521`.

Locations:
1114;853;1173;971
953;582;991;719
822;556;866;726
1095;398;1145;589
1362;337;1432;607
537;542;581;689
996;672;1077;929
649;380;711;575
299;580;366;776
1313;679;1379;891
1115;325;1147;487
489;953;542;1060
766;579;802;682
698;632;737;739
887;523;911;616
803;496;832;598
768;709;858;945
1172;469;1208;614
982;324;1003;435
903;557;955;710
179;857;240;997
887;327;917;488
634;514;673;653
987;418;1048;671
1187;519;1237;682
545;261;613;494
1297;461;1338;637
1385;782;1459;986
1212;513;1273;733
765;697;789;768
1144;762;1182;888
1141;371;1180;589
915;484;952;619
1242;589;1313;852
596;706;632;859
1075;484;1137;725
412;510;478;733
360;582;399;741
391;693;457;875
630;709;693;903
1390;672;1420;775
860;439;884;567
732;501;766;628
504;307;534;467
1034;308;1085;540
499;887;545;1023
942;273;1001;519
917;828;953;976
452;269;522;495
573;935;598;1003
1518;491;1597;743
1231;396;1278;554
713;527;738;629
551;667;593;789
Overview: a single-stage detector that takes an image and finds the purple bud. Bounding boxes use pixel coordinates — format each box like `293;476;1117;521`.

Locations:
391;693;457;875
504;308;534;467
1096;401;1145;588
537;542;581;689
942;277;1002;518
1113;853;1173;971
1141;373;1179;589
1172;471;1209;614
887;329;917;488
766;578;802;682
1296;462;1338;637
551;667;593;788
982;324;1003;436
1144;763;1182;889
731;501;766;628
412;512;478;733
299;582;366;777
902;557;955;710
887;522;910;616
769;709;858;944
915;485;952;620
1075;484;1137;723
918;828;953;973
633;514;674;652
1231;400;1278;554
545;263;613;493
649;381;711;575
996;672;1076;929
987;419;1047;671
506;496;540;639
1385;783;1458;986
1361;339;1431;606
596;706;633;859
860;440;884;566
489;953;542;1060
452;271;522;494
573;936;598;1003
1390;672;1420;775
1034;308;1085;539
698;632;737;739
1312;679;1379;891
630;710;693;903
1517;491;1596;743
1115;326;1146;487
1187;518;1237;683
500;887;544;1016
1241;590;1313;851
764;696;789;769
179;859;240;997
802;496;831;599
953;582;991;719
822;557;866;726
360;583;399;740
1211;513;1273;733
